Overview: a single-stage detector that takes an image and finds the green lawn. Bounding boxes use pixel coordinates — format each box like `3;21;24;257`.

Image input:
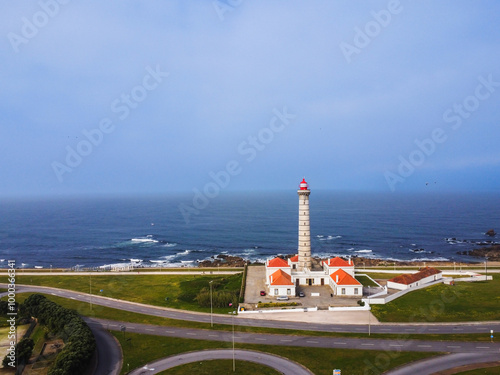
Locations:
16;273;243;314
456;367;500;374
355;275;379;287
114;332;438;375
372;275;500;322
157;360;281;375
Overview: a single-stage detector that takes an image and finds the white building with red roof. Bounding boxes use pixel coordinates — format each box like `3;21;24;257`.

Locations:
265;179;362;297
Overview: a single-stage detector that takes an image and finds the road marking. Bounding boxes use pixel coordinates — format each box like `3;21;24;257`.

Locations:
476;346;490;349
334;342;346;345
209;334;219;337
447;346;461;348
280;339;292;342
146;329;155;332
255;338;267;341
306;340;318;343
165;331;175;334
361;343;375;346
428;329;439;331
69;297;75;300
389;344;402;347
417;345;431;348
186;333;196;336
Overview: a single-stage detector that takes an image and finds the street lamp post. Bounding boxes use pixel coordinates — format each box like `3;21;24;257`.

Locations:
89;272;92;311
232;310;236;372
209;280;213;328
368;286;371;336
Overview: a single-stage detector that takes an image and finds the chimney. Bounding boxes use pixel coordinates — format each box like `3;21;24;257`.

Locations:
349;258;352;265
270;275;273;283
336;275;339;283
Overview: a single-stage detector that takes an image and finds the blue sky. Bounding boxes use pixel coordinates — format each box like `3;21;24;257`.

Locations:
1;0;500;198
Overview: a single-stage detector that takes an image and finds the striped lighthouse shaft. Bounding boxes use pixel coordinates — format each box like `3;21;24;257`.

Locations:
297;188;311;271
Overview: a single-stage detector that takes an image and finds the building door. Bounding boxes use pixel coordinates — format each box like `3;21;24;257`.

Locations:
321;278;324;286
296;279;299;288
308;279;312;286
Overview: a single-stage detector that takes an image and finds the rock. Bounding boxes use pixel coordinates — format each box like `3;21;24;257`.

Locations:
486;229;496;237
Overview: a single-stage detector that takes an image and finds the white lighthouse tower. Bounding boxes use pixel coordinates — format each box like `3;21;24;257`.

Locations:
297;178;311;271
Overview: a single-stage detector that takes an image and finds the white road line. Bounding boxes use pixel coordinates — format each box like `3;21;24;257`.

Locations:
476;346;490;349
389;344;402;347
209;334;219;337
361;343;375;346
255;338;267;341
447;345;461;348
417;345;432;348
146;329;155;332
165;331;175;334
334;342;346;345
69;297;75;300
186;333;196;336
306;340;318;343
280;339;292;342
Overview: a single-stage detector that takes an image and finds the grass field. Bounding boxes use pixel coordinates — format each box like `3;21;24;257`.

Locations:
371;275;500;322
156;360;281;375
355;275;379;287
456;367;500;374
114;332;438;375
16;273;243;314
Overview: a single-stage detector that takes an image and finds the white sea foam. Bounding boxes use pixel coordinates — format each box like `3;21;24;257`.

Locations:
162;242;177;247
355;249;373;253
131;237;159;243
176;250;191;256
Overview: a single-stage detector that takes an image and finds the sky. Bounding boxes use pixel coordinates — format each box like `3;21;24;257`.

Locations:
1;0;500;198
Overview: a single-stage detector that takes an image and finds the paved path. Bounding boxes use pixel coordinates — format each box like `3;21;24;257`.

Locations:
4;284;500;335
128;349;314;375
385;352;500;375
85;317;500;354
89;324;122;375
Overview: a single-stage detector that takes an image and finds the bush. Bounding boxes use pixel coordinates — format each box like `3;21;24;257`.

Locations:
20;294;95;375
195;288;238;308
2;338;34;368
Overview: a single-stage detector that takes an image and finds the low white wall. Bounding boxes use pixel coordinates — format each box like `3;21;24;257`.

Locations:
363;279;445;305
451;275;493;282
329;305;370;311
238;306;318;314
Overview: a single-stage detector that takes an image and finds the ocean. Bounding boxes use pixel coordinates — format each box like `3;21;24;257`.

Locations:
1;191;499;269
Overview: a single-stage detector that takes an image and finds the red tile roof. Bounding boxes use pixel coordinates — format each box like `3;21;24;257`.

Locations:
388;267;442;285
270;269;293;286
267;257;289;268
323;257;352;267
330;269;361;286
289;255;299;262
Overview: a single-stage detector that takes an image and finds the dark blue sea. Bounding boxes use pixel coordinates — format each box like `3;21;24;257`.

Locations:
1;191;499;269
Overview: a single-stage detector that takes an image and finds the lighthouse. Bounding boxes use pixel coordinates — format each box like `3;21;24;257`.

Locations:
297;178;311;271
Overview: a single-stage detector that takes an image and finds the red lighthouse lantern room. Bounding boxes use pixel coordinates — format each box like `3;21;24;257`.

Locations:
299;178;308;190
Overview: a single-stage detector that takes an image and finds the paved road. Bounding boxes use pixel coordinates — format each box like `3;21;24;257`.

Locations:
5;284;500;336
89;324;122;375
128;349;314;375
5;284;500;375
85;317;500;354
385;352;500;375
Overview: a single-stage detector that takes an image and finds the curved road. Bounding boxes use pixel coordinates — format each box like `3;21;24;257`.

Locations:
6;284;500;335
5;284;500;374
385;352;500;375
128;349;314;375
89;324;122;375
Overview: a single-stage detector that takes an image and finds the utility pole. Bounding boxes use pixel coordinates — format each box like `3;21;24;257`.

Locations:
89;272;92;311
209;280;214;328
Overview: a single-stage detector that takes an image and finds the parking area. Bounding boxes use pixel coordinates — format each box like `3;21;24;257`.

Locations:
244;265;268;303
296;285;359;307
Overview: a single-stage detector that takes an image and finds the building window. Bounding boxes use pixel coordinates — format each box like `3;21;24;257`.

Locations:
341;288;346;295
292;264;296;269
287;289;291;295
354;288;358;294
274;289;278;295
